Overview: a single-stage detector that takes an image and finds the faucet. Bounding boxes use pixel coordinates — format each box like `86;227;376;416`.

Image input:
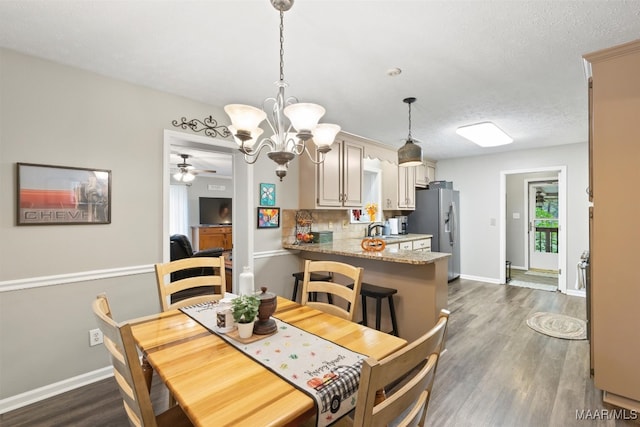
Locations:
367;222;384;237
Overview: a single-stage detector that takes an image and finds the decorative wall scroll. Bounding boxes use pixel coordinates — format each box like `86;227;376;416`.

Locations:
171;115;231;139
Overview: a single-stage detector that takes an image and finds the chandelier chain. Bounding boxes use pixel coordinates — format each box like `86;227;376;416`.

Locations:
408;102;412;140
279;10;285;83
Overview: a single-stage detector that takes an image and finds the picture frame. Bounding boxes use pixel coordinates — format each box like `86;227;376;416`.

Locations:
17;162;111;225
259;183;276;206
257;207;280;229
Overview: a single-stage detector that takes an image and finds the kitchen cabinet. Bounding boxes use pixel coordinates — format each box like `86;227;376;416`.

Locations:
412;238;431;251
192;226;232;251
584;39;640;411
398;166;416;210
385;237;431;251
415;160;437;188
299;135;363;209
398;241;413;250
381;160;399;210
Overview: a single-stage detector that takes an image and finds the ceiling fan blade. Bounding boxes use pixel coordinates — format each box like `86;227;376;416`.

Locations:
193;169;217;174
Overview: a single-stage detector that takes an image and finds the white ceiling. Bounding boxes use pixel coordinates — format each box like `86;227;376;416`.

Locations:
2;0;640;166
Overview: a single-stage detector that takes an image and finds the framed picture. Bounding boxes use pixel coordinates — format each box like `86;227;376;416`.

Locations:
259;183;276;206
17;162;111;225
257;207;280;229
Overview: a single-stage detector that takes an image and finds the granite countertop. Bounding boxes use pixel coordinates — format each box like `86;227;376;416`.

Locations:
282;234;450;265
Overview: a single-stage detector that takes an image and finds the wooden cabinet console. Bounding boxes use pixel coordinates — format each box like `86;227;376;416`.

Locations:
192;226;232;251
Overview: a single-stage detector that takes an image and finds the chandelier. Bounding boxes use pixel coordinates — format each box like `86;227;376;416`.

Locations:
224;0;340;181
397;97;423;167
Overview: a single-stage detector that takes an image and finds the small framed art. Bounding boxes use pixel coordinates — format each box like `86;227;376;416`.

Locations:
17;162;111;225
257;207;280;228
259;183;276;206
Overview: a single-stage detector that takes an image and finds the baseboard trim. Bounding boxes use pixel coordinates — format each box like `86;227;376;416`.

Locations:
459;274;501;284
0;366;113;414
0;265;154;293
565;289;586;298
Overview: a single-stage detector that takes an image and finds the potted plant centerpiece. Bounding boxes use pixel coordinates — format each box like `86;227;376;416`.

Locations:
232;294;260;338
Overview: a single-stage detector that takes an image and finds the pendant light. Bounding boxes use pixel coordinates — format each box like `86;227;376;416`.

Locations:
397;97;423;167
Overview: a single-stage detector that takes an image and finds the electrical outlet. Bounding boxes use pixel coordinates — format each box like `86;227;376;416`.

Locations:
89;328;103;347
328;221;333;230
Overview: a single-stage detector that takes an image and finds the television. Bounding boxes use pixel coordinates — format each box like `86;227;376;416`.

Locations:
199;197;232;225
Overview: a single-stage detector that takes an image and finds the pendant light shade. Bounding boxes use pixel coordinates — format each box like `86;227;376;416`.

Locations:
398;140;423;167
398;97;423;167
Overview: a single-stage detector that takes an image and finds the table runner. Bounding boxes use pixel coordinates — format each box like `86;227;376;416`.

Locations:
181;302;366;427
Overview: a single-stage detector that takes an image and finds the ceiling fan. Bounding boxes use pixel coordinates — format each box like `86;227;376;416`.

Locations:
172;153;216;182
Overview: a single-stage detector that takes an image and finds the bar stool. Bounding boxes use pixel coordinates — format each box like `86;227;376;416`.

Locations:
359;282;399;337
291;272;333;303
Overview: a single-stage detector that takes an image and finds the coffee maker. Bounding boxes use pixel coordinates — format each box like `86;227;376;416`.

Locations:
395;215;408;234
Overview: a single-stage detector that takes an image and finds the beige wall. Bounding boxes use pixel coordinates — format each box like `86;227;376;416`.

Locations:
0;48;285;402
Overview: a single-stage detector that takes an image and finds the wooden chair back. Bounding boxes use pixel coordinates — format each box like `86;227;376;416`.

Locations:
154;256;226;311
352;309;450;427
300;259;363;321
92;294;159;427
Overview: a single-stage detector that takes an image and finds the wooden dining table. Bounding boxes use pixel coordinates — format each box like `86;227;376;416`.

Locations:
129;296;407;427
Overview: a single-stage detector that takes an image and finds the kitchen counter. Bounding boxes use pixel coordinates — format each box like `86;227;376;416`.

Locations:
282;233;444;265
283;234;449;342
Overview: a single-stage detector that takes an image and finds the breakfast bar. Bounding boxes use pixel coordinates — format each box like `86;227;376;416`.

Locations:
283;238;450;342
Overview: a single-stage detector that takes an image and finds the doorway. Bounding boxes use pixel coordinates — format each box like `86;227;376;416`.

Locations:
163;130;253;290
528;180;559;272
500;166;566;293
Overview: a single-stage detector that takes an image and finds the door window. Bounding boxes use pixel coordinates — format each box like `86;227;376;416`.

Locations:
533;189;558;254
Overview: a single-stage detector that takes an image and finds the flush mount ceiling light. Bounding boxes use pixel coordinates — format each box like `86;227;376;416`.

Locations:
456;122;513;147
397;97;423;167
224;0;340;181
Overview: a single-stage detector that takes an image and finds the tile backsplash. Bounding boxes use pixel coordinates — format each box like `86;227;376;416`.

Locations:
282;209;402;244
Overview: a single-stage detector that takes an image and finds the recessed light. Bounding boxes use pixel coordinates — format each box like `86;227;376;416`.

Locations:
456;122;513;147
386;67;402;77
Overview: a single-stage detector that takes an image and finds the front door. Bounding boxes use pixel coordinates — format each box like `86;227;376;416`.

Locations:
528;181;559;272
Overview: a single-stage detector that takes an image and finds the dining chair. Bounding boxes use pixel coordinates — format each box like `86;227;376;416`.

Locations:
91;294;193;427
348;309;450;427
154;256;226;311
300;259;363;321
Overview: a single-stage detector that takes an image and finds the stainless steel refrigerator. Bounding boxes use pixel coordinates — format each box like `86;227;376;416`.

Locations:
408;187;460;281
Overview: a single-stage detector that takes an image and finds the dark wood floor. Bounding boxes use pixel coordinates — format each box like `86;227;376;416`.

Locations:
2;279;638;426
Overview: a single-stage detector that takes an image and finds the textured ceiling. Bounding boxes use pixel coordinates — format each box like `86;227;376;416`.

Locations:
1;0;640;165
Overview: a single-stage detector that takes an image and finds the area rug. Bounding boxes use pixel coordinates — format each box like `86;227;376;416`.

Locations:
526;312;587;340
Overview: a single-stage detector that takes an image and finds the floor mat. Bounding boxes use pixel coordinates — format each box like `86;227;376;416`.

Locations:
526;311;587;340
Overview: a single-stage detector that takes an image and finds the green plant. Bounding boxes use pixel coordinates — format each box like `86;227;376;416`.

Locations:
231;294;260;324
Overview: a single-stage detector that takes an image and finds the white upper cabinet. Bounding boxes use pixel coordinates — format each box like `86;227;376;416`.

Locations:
299;135;364;209
415;160;437;188
398;166;416;210
382;160;399;210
